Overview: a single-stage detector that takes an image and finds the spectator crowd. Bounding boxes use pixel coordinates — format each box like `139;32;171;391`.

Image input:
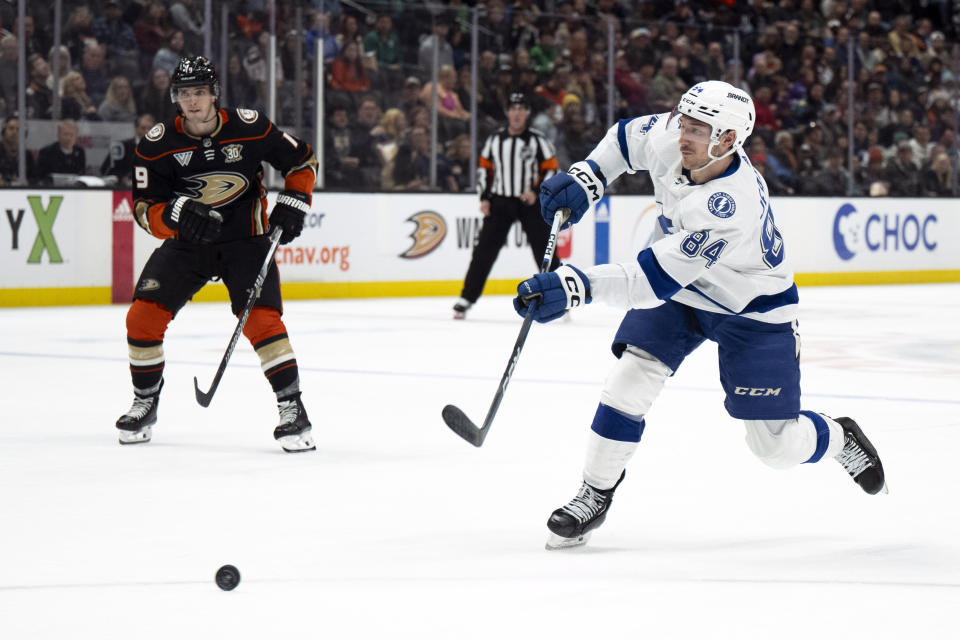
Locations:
0;0;956;197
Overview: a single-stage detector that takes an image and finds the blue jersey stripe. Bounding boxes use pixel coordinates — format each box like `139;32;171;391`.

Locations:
637;248;682;300
685;283;798;316
617;118;635;171
740;284;799;314
657;214;672;233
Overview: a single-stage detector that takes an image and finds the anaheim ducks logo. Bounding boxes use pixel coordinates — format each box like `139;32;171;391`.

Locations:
145;123;165;141
177;171;249;207
400;210;446;259
237;108;258;123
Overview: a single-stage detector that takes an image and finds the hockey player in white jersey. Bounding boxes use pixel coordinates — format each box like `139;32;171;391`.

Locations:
512;81;887;550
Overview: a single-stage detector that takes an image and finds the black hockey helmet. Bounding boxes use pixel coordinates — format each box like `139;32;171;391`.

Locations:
170;56;220;104
507;91;531;110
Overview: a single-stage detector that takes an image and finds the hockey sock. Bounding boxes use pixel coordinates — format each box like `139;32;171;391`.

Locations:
799;411;845;460
583;403;644;490
244;307;299;395
744;413;845;468
275;380;300;401
128;337;164;392
126;300;172;391
256;336;299;394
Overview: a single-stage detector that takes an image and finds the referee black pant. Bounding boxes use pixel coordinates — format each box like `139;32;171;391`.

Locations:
459;195;561;304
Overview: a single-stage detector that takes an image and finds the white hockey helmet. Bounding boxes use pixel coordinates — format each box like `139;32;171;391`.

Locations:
676;81;755;158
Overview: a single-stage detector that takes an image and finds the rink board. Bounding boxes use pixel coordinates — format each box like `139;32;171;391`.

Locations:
1;190;958;306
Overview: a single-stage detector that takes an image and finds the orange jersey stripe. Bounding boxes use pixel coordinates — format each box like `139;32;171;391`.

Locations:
136;146;199;162
283;167;315;199
145;201;176;238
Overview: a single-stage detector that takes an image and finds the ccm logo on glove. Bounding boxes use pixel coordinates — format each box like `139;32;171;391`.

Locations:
569;165;602;204
564;274;584;307
539;160;606;229
513;265;592;323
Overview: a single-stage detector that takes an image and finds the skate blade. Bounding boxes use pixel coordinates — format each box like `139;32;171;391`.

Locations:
118;426;152;445
278;430;316;453
545;531;591;550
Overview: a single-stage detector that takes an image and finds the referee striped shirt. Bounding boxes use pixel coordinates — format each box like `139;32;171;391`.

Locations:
477;126;558;200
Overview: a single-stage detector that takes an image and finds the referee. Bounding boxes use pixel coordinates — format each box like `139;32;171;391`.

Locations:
453;92;560;319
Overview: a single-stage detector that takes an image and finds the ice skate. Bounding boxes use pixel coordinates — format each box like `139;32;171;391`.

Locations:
452;298;472;320
116;381;162;445
834;417;886;494
546;471;624;550
273;392;315;452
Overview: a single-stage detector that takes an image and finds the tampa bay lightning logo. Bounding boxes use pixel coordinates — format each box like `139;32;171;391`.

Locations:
638;115;659;134
833;203;859;260
707;192;736;218
693;85;705;94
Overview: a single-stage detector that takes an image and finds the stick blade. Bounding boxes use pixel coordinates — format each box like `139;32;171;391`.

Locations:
442;404;486;447
194;376;213;408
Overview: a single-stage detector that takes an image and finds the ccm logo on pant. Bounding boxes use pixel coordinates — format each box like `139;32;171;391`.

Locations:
735;387;781;396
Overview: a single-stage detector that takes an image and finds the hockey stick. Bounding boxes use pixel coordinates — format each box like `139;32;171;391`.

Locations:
442;207;571;447
194;226;284;407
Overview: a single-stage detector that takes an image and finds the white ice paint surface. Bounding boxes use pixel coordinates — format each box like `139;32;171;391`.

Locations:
1;285;958;639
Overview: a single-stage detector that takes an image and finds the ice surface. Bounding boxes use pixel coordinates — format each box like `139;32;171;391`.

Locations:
1;285;958;639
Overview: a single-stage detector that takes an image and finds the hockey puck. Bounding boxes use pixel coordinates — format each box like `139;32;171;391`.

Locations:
215;564;241;591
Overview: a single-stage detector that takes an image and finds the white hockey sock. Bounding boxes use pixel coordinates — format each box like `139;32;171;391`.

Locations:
820;414;845;459
745;412;846;469
583;430;638;490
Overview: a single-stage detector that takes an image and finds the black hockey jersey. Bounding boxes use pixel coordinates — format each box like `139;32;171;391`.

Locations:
133;107;317;242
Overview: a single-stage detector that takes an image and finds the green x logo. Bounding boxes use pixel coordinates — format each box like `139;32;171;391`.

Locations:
27;195;63;264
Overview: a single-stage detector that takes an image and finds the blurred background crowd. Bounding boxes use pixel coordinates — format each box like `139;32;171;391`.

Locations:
0;0;957;197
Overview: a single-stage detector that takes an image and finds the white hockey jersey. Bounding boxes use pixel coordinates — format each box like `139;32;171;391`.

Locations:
581;112;798;324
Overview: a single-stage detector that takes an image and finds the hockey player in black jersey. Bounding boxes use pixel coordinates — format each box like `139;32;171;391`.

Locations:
115;56;319;452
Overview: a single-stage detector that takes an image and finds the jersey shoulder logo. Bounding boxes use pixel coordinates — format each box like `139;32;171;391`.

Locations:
637;115;659;134
145;123;165;142
707;192;736;218
222;144;243;163
237;108;258;123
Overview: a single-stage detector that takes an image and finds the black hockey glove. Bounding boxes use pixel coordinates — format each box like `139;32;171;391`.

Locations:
269;190;310;245
162;196;223;243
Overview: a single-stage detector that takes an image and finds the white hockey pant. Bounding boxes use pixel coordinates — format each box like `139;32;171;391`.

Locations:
585;348;847;489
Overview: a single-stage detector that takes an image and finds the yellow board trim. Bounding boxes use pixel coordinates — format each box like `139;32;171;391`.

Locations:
189;279;527;302
3;270;960;307
0;287;112;307
794;270;960;286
